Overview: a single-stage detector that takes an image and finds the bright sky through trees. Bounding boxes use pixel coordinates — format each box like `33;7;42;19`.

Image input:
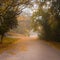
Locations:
21;0;39;16
21;0;52;16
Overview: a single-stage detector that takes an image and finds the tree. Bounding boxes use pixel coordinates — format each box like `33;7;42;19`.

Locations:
0;0;30;43
51;0;60;41
31;0;60;42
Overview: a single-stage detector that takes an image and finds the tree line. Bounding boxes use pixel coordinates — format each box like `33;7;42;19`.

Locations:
0;0;30;43
31;0;60;42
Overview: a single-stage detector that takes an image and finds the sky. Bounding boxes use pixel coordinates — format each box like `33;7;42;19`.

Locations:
21;0;39;16
19;0;52;17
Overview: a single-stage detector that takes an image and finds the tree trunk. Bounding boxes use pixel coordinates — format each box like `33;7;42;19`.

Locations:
0;34;4;43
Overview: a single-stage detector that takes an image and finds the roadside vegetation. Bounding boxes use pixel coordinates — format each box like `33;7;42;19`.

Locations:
0;37;17;54
31;0;60;50
31;0;60;42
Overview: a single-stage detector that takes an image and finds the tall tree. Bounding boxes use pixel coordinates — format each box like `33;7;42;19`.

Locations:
31;0;60;41
0;0;30;43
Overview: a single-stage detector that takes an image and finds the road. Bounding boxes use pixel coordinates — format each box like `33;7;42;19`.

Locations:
0;35;60;60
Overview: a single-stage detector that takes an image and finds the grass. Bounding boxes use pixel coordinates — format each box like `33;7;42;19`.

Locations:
0;36;28;54
45;40;60;50
1;37;16;43
0;37;18;54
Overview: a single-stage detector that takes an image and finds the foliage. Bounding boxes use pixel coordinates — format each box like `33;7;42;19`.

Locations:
31;0;60;42
0;0;30;43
